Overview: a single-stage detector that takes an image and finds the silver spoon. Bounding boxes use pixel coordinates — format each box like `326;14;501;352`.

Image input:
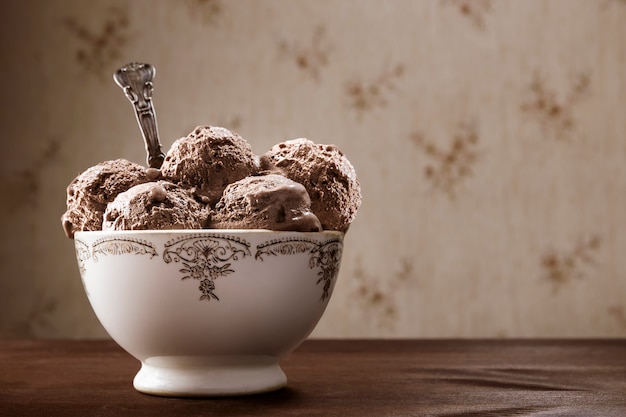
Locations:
113;62;165;169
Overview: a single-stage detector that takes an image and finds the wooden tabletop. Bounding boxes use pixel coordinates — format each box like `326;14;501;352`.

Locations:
1;339;625;416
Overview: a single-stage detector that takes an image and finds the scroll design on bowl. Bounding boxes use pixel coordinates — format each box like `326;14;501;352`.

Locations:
255;237;343;301
74;238;91;274
163;234;251;301
92;237;158;262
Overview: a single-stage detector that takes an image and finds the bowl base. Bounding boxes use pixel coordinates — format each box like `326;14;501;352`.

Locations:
133;355;287;397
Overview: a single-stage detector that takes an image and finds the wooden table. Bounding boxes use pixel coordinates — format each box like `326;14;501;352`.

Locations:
1;339;625;416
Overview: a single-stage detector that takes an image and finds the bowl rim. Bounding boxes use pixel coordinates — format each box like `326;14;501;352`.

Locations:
74;229;345;238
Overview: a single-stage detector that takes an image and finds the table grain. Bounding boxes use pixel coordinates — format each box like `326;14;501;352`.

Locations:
1;339;625;416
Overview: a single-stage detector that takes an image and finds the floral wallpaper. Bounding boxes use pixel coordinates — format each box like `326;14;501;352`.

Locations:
1;0;625;338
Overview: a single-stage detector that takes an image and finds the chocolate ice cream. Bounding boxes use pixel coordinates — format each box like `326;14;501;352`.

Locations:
62;159;150;238
264;139;361;232
103;181;208;231
160;126;259;206
62;132;361;237
211;174;322;232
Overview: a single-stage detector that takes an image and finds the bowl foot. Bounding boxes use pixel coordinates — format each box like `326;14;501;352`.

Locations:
133;355;287;397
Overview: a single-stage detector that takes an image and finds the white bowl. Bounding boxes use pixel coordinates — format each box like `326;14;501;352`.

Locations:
74;229;344;396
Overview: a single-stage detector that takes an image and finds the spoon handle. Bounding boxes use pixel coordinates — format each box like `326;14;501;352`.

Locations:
113;62;165;169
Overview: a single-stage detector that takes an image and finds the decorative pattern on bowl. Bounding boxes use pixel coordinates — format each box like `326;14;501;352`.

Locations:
76;232;343;302
255;237;342;301
163;234;252;301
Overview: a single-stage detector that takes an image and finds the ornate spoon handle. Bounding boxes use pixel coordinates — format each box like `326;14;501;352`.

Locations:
113;62;165;169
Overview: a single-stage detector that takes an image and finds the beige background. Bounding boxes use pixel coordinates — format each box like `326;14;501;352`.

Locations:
1;0;625;339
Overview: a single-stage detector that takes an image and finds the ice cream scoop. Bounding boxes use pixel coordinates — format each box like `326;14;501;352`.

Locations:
211;173;322;232
103;181;209;231
161;126;259;206
264;139;361;232
62;159;150;238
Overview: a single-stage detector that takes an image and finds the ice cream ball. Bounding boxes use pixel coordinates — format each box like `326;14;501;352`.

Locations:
264;139;361;232
210;173;322;232
62;159;150;238
160;126;259;207
103;181;209;231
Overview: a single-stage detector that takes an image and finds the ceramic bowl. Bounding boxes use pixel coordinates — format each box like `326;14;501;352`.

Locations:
74;229;344;397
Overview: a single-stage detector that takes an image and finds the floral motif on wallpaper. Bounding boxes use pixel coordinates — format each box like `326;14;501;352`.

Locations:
521;72;591;141
11;298;58;338
352;257;413;332
63;6;130;79
278;25;331;82
442;0;492;29
217;115;243;132
410;121;479;197
602;0;626;10
540;235;601;293
607;305;626;330
0;139;61;212
346;63;405;119
185;0;223;26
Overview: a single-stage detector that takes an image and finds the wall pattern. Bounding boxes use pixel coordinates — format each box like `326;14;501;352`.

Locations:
1;0;625;339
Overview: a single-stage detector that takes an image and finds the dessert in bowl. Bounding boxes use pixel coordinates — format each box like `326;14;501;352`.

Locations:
63;63;361;397
74;229;343;396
